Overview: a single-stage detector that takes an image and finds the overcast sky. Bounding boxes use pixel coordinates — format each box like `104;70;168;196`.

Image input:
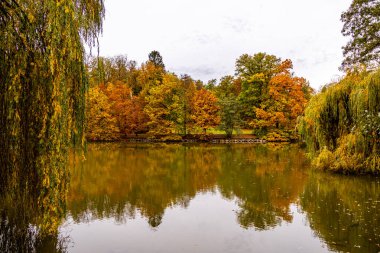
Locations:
97;0;352;90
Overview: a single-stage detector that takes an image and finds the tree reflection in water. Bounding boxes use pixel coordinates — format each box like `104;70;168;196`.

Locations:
301;172;380;253
217;143;308;229
68;143;308;230
2;143;380;253
0;168;69;252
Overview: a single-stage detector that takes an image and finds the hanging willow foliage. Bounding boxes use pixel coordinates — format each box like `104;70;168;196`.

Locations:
0;0;104;233
298;70;380;174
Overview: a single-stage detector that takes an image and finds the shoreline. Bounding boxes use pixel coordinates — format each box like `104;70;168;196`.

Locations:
87;134;299;144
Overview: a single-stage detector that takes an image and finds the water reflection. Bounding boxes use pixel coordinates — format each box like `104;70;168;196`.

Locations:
68;144;221;227
68;143;308;230
216;144;308;229
0;177;68;252
301;172;380;252
1;143;380;252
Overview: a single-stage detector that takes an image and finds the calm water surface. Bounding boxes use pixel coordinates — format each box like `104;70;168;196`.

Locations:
1;143;380;252
61;143;380;253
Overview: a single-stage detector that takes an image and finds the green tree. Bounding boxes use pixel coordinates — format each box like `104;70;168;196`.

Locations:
219;95;241;138
124;60;141;95
235;53;281;125
178;74;196;135
205;79;217;91
238;73;267;123
341;0;380;70
194;79;204;90
235;53;281;81
148;50;165;70
214;75;241;98
87;56;112;85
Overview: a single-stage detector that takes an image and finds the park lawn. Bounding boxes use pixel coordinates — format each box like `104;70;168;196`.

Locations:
206;128;253;135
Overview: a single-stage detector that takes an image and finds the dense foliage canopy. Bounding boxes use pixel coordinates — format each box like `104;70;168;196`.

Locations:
212;53;313;140
0;0;104;235
298;70;380;173
297;0;380;174
86;52;312;141
341;0;380;70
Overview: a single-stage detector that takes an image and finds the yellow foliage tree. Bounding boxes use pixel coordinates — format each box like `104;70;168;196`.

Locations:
137;61;165;95
144;73;182;134
86;87;120;141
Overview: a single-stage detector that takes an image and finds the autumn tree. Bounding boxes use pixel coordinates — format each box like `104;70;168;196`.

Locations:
252;60;309;130
341;0;380;70
105;81;148;135
121;96;149;135
232;53;312;139
192;89;221;133
144;73;182;134
143;73;201;135
86;86;120;141
137;61;165;94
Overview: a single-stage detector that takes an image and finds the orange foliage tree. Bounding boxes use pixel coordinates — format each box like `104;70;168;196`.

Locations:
192;89;221;133
104;81;149;135
121;96;149;135
251;60;309;131
85;52;312;140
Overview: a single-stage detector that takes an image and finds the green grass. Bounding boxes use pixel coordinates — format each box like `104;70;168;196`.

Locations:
206;128;253;135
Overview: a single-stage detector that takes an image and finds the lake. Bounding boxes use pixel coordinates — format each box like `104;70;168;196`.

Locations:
1;143;380;252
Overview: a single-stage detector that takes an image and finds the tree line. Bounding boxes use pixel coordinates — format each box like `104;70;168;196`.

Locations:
86;51;313;141
299;0;380;174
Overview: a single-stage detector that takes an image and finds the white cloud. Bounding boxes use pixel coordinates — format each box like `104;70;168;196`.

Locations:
97;0;352;89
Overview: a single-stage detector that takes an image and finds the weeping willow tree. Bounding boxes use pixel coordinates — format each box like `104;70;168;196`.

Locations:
298;70;380;174
0;0;104;235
